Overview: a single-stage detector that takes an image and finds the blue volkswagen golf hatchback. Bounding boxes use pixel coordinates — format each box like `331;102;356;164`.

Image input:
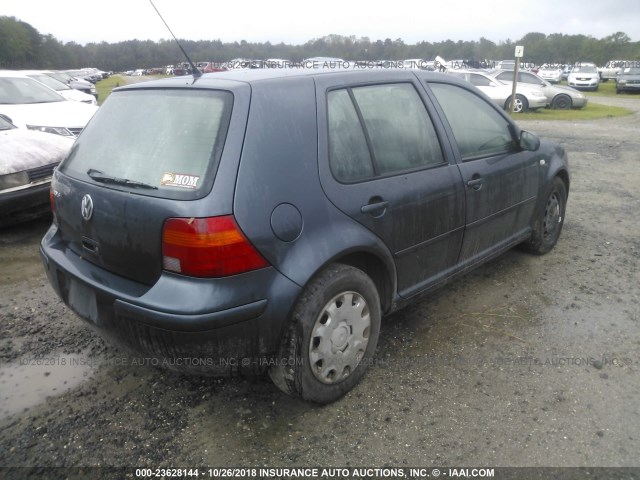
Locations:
41;68;569;403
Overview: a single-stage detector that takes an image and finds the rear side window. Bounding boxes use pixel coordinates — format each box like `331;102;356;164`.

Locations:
468;73;493;87
429;83;516;160
60;89;232;199
328;83;444;183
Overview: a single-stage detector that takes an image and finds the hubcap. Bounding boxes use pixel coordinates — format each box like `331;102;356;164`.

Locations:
511;98;524;113
309;291;371;384
543;192;561;240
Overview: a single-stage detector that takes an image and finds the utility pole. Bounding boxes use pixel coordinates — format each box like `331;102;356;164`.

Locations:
510;45;524;114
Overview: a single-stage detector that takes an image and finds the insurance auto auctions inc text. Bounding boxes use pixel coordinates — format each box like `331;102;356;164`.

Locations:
206;467;495;478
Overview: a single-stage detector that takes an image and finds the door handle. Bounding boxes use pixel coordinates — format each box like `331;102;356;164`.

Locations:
361;200;389;217
466;177;483;190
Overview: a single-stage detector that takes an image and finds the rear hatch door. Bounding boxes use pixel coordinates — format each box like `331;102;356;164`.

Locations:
53;83;246;286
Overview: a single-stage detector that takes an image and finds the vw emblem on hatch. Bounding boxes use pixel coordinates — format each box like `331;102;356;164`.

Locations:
81;194;94;221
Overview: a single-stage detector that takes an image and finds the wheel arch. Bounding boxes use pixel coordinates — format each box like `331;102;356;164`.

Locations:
555;168;570;195
330;250;395;314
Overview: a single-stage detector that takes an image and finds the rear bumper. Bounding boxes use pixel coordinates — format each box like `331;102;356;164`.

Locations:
40;223;301;375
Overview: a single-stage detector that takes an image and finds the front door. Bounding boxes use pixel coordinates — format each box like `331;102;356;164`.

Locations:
427;82;540;264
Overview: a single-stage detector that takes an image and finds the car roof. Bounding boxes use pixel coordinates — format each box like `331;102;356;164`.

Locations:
0;70;32;78
116;68;463;92
9;70;58;77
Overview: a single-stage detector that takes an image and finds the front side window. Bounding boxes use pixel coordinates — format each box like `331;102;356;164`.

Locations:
429;83;516;160
328;83;444;182
60;89;232;199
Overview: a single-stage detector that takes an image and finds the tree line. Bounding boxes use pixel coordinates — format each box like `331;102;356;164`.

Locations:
1;16;639;72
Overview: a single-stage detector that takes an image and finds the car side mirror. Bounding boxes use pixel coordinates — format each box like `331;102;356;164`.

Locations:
520;131;540;152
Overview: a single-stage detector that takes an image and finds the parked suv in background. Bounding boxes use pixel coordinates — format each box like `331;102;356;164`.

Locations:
567;65;600;91
41;69;569;404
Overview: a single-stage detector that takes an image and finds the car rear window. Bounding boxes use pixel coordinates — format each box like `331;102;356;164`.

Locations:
59;89;232;200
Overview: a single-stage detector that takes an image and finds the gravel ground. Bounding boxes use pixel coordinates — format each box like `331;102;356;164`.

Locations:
0;94;639;476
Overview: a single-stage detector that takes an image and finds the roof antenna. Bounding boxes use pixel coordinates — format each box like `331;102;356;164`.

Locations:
148;0;202;78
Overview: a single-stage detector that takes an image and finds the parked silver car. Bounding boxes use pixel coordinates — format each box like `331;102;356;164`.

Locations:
616;66;640;94
449;70;547;113
600;60;627;82
537;67;562;83
489;69;587;109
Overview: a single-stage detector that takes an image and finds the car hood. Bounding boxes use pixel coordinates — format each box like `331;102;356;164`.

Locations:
619;74;640;81
549;84;584;96
0;101;98;129
59;89;97;104
0;128;73;174
570;72;599;79
70;79;94;89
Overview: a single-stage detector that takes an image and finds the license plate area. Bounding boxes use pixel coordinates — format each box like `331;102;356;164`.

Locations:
68;278;99;324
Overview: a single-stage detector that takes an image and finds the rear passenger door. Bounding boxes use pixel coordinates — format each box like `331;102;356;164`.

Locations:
315;74;465;298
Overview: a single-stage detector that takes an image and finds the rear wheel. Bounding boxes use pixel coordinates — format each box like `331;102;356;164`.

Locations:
506;94;528;113
269;264;381;404
521;177;567;255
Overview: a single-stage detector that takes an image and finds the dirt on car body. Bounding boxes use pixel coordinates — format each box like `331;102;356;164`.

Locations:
0;96;639;472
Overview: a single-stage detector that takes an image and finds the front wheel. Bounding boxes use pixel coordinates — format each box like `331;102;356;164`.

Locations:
521;177;567;255
269;264;381;404
552;94;572;109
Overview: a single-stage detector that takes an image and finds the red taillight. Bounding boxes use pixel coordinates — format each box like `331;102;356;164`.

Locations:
162;216;269;277
49;186;57;223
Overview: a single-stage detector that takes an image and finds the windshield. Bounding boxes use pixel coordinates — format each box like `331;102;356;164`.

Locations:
48;71;74;83
27;73;71;91
573;66;597;74
0;116;14;130
0;77;65;104
59;89;233;200
66;70;88;80
622;67;640;75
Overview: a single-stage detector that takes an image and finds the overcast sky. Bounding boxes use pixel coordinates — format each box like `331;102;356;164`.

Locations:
3;0;639;45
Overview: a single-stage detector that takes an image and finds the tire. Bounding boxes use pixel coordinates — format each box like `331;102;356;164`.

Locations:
551;94;572;110
506;94;528;113
521;177;567;255
269;263;381;404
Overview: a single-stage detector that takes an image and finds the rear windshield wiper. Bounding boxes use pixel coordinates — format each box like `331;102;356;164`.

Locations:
87;168;158;190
